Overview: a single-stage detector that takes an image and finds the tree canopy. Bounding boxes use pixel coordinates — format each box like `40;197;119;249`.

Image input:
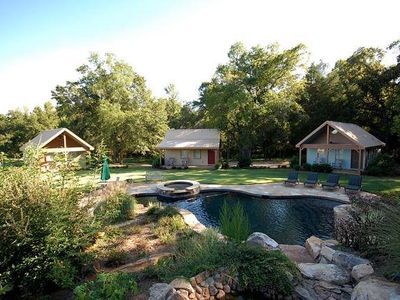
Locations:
1;40;399;163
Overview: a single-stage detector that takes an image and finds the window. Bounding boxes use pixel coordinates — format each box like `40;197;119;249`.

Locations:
193;149;201;159
180;150;188;158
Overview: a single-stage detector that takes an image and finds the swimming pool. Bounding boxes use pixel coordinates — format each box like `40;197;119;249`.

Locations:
139;192;342;245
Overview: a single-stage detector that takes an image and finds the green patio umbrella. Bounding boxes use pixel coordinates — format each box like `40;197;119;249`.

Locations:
100;156;110;181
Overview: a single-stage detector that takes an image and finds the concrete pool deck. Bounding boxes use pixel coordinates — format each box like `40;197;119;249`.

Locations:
129;182;352;203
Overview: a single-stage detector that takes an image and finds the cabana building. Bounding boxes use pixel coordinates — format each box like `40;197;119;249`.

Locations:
296;121;385;173
20;128;94;168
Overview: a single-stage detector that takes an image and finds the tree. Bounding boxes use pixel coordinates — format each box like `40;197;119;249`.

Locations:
52;53;168;161
0;102;59;157
198;42;306;164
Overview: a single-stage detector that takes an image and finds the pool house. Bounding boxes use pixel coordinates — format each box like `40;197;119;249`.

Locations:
296;121;385;173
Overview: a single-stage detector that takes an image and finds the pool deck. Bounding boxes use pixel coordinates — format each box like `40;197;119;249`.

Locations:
129;182;351;203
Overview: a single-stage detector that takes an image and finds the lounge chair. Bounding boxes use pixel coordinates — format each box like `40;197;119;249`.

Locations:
344;175;362;192
321;174;340;189
304;172;319;187
284;171;299;185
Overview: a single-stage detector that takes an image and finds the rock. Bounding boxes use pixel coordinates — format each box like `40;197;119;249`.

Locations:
179;290;189;297
351;277;400;300
246;232;279;250
195;273;206;284
209;285;218;296
294;285;318;300
213;273;221;281
200;281;208;288
280;244;314;263
305;236;324;260
351;264;374;282
205;277;215;286
332;250;370;271
298;263;351;285
324;239;339;248
216;289;225;299
170;278;195;294
223;285;231;293
320;246;336;262
215;282;223;289
194;285;202;294
202;287;210;298
195;292;202;300
149;283;174;300
167;291;190;300
190;277;197;287
188;292;196;299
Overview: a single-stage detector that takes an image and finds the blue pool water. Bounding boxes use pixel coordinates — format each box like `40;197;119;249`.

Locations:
140;192;342;245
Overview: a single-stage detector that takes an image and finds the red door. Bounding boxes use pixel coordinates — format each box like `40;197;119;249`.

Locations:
208;150;215;164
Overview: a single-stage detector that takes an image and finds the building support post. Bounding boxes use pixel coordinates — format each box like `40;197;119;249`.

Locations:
358;148;362;175
299;147;302;167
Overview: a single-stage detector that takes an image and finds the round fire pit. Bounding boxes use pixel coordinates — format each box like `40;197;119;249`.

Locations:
156;180;201;200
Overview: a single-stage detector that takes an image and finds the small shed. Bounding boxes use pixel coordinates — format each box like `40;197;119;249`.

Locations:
157;129;220;167
296;121;385;173
20;128;94;168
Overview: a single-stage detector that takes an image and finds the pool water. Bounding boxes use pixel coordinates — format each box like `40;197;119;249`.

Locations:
139;192;341;245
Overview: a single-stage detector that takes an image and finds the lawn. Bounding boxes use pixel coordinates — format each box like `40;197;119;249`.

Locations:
77;165;400;197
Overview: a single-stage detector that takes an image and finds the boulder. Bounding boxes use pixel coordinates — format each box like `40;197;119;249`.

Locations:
305;236;323;259
320;245;336;262
280;244;314;263
351;264;374;282
246;232;279;250
332;250;370;271
149;283;174;300
298;263;351;285
170;278;195;294
351;277;400;300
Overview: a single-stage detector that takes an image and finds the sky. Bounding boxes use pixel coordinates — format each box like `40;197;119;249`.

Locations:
0;0;399;113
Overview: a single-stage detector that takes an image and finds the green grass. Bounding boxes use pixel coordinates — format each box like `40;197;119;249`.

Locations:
77;166;400;197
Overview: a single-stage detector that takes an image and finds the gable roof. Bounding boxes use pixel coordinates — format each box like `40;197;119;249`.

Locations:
20;128;94;151
157;129;220;149
296;121;385;149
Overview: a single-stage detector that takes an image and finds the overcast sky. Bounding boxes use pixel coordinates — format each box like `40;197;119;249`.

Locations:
0;0;399;113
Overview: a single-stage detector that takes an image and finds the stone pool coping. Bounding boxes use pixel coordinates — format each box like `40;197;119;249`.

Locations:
129;182;351;203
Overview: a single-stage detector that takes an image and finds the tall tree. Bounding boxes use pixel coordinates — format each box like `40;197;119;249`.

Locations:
198;42;306;164
52;53;168;161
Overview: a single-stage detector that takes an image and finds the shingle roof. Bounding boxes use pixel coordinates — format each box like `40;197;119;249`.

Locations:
157;129;220;149
296;121;385;148
20;128;94;151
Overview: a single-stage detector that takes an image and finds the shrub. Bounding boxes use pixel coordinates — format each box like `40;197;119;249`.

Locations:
289;156;298;168
365;153;399;176
146;205;180;221
237;244;298;295
302;163;312;171
237;155;252;168
220;201;250;242
94;186;136;225
151;156;161;168
374;202;400;279
151;230;298;296
221;159;230;169
310;163;332;173
154;215;187;244
0;165;98;296
214;161;222;170
73;272;137;300
335;194;383;254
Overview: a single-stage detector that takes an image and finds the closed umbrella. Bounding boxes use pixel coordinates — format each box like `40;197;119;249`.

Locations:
100;156;110;181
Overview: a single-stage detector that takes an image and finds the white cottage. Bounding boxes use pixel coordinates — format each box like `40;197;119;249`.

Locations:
157;129;220;167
